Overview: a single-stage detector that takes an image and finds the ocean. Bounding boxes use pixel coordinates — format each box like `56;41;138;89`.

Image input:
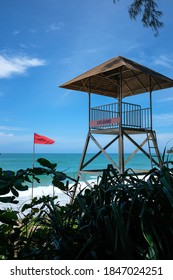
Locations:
0;153;153;188
1;152;172;209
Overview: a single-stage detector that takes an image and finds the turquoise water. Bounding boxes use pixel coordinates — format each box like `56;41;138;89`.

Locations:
0;153;153;187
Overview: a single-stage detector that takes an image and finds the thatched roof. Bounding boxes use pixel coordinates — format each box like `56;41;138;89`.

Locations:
59;56;173;98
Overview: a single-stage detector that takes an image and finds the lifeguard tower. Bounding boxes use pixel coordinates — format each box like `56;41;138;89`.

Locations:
60;56;173;186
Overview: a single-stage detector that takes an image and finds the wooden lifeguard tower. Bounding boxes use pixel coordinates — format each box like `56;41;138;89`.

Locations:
60;56;173;185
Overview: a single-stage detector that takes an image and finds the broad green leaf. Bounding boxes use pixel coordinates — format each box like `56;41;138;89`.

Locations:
37;158;57;170
15;184;28;191
0;210;18;225
52;178;66;191
0;196;18;204
11;187;19;197
0;186;11;195
32;167;47;175
53;172;66;181
0;180;10;189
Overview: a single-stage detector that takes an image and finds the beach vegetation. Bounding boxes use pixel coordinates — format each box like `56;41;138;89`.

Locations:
0;158;173;259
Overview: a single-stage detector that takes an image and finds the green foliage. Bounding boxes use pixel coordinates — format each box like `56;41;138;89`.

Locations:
72;165;173;259
113;0;163;36
0;157;75;204
0;157;75;259
0;168;30;203
0;159;173;259
37;158;57;170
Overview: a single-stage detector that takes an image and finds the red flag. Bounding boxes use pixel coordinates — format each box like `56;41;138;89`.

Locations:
34;133;55;144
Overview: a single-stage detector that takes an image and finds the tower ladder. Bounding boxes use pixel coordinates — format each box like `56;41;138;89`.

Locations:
147;131;162;168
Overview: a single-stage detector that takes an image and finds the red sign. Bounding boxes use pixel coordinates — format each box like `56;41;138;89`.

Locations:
90;117;120;127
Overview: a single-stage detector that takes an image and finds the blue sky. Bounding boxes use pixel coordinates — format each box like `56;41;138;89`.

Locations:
0;0;173;153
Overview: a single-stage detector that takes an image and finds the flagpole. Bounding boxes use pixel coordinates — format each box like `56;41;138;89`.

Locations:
32;135;36;199
32;133;55;199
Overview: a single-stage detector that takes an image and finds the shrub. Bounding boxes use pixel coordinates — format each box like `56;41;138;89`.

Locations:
0;159;173;259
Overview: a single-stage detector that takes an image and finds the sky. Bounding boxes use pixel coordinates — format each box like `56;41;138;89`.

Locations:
0;0;173;154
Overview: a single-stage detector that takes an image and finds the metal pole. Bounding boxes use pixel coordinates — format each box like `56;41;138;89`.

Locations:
32;138;35;199
88;78;91;131
118;69;124;174
150;75;153;131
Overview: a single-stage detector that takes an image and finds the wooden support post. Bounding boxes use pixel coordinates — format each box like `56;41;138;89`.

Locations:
72;79;92;201
76;131;90;182
149;76;153;131
88;92;91;131
118;70;124;174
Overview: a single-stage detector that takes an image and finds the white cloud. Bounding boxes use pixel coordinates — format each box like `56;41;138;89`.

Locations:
29;29;37;33
0;125;25;132
157;132;173;151
47;23;63;32
13;30;20;36
0;54;46;79
0;132;14;137
0;133;31;146
157;96;173;102
85;48;99;54
49;24;60;31
157;133;173;143
153;55;173;69
153;113;173;126
0;126;26;141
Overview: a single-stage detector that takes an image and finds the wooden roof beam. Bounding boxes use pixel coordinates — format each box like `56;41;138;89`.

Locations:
150;75;162;91
100;74;119;93
82;79;90;92
130;70;149;92
122;79;135;96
